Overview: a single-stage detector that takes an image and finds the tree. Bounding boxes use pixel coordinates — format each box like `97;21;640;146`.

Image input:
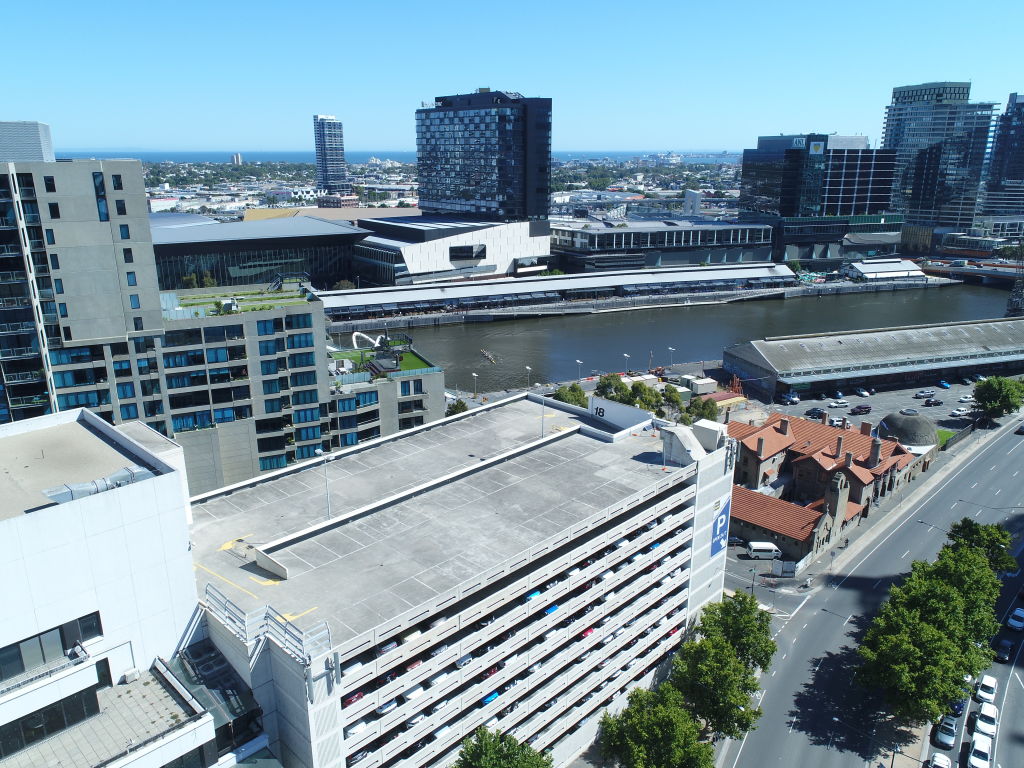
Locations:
200;270;216;288
552;382;588;409
973;376;1024;419
631;381;663;412
786;259;802;273
928;545;1001;643
181;273;198;289
332;279;357;291
596;373;633;404
455;728;552;768
947;518;1018;574
600;684;714;768
696;591;776;673
662;384;684;414
446;399;469;417
670;636;762;739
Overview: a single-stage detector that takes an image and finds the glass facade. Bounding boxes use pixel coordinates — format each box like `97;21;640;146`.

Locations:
313;114;351;194
981;93;1024;217
416;90;551;221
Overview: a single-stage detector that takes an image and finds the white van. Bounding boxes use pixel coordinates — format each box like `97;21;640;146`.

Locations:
746;541;782;560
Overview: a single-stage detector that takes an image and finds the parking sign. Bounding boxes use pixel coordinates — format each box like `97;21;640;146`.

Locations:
710;499;731;557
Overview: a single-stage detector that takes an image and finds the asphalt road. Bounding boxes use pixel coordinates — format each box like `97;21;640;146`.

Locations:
718;416;1024;768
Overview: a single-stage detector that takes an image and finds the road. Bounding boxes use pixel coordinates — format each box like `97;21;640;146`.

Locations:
719;417;1024;768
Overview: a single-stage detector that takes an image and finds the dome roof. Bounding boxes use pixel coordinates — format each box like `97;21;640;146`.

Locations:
878;412;936;446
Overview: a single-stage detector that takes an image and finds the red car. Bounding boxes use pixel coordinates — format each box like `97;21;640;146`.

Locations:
405;659;422;673
480;666;500;680
580;627;595;640
342;691;364;708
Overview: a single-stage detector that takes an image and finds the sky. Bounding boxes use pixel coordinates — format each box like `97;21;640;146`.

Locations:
7;0;1021;152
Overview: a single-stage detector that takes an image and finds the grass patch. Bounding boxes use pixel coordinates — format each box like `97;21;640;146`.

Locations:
398;351;430;370
936;428;955;448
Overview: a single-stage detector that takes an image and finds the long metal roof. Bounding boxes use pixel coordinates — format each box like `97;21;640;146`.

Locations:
151;216;368;245
317;263;795;309
724;317;1024;378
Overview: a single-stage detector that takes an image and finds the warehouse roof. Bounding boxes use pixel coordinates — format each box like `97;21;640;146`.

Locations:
724;317;1024;380
151;216;368;245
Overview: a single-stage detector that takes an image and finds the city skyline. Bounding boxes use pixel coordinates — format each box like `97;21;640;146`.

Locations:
8;0;1021;152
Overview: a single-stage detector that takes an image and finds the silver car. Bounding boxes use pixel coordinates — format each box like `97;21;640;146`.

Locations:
933;715;957;749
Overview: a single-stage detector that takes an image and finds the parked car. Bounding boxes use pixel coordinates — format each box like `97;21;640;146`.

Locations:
994;637;1015;663
951;407;970;417
929;753;952;768
932;715;958;749
974;702;999;737
974;674;998;703
924;398;944;407
805;407;827;419
376;698;398;715
854;387;870;397
959;395;975;403
728;535;746;546
949;697;968;717
971;373;987;382
1006;607;1024;630
900;408;919;416
376;640;399;657
829;399;849;408
967;733;992;768
938;380;951;388
961;377;973;385
342;691;364;708
850;404;872;415
915;389;937;399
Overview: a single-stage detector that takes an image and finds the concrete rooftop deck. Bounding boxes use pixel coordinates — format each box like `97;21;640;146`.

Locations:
191;399;677;643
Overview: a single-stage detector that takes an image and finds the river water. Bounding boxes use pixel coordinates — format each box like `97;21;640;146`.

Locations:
389;285;1008;393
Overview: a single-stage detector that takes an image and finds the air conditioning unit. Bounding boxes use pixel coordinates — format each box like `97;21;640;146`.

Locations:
122;667;140;683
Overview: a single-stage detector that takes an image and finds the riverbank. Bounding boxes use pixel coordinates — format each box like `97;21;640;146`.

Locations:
327;277;959;333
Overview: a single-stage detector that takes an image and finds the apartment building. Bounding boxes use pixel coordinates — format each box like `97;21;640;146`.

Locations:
0;408;214;767
189;394;733;768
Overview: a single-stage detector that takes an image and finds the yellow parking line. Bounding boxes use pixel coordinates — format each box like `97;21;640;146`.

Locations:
195;563;260;600
219;533;254;551
281;607;318;622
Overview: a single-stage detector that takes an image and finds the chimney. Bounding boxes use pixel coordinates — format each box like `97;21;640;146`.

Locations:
821;412;828;425
842;418;849;430
756;437;765;457
860;421;873;436
845;451;854;467
870;437;882;468
779;418;790;435
835;435;844;458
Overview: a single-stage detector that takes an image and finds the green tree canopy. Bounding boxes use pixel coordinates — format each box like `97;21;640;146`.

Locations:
947;517;1018;574
696;591;776;672
973;376;1024;418
662;384;684;412
552;382;588;409
670;636;762;739
332;279;357;290
454;728;552;768
600;684;714;768
446;399;469;417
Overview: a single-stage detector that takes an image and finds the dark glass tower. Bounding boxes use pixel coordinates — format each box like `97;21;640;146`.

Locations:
416;89;551;221
740;134;894;217
313;114;350;194
982;93;1024;217
881;82;996;228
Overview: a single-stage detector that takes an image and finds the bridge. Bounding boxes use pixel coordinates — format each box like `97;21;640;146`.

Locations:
920;261;1020;286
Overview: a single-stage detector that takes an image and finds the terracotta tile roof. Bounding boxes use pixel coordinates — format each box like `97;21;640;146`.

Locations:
807;497;865;523
727;418;797;459
731;485;821;542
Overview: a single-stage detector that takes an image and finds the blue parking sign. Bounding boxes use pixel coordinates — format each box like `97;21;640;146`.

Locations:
710;499;731;557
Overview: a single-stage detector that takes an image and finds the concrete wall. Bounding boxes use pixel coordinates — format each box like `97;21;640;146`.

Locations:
396;221;550;278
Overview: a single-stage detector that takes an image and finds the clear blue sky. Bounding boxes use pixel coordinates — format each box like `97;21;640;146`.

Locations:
9;0;1021;152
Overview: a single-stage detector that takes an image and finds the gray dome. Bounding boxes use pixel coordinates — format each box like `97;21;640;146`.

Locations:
878;412;936;446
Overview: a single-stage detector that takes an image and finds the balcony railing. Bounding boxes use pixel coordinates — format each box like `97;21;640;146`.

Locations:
0;297;31;308
18;187;35;198
0;346;39;360
0;219;17;230
28;239;44;250
4;371;44;384
46;336;63;348
36;288;53;299
10;394;48;408
0;321;35;334
0;271;27;284
0;645;90;697
41;312;57;324
23;213;40;224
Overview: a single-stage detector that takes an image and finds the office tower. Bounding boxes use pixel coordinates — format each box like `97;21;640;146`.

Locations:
416;89;552;221
231;152;243;165
881;82;997;228
313;114;350;193
0;156;446;493
0;121;55;162
740;134;895;217
981;93;1024;218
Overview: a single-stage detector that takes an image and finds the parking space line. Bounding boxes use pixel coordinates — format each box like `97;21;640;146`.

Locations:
901;549;910;558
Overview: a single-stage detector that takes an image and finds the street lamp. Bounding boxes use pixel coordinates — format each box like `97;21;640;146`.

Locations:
623;353;630;372
313;448;331;520
668;346;675;366
575;359;583;381
918;519;952;536
749;568;756;595
525;365;532;391
471;372;478;399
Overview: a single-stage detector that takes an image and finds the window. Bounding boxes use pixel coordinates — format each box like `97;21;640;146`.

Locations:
260;455;287;471
112;360;131;378
356;391;378;407
413;378;424;395
115;200;126;216
290;371;316;387
285;313;313;329
45;229;55;245
262;380;280;395
259;339;284;355
43;176;56;193
129;294;140;309
53;278;63;294
116;382;135;399
401;380;411;397
119;403;138;419
62;327;72;341
288;352;315;367
296;444;319;460
133;317;143;331
214;408;235;423
47;203;60;219
119;224;130;240
293;406;320;423
49;253;59;270
256;319;276;336
123;248;133;263
264;398;282;413
144;401;164;417
260;360;279;375
337;397;357;413
163;350;204;368
296;425;321;441
206;348;228;364
286;333;314;349
292;388;318;405
92;172;108;221
126;271;136;286
58;303;68;318
111;174;123;190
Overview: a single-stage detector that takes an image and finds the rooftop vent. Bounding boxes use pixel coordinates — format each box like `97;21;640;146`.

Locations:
42;465;155;505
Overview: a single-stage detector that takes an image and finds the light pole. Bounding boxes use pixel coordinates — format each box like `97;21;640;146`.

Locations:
918;519;952;536
525;365;532;391
471;372;478;399
623;353;630;372
749;567;756;595
575;359;583;381
668;346;675;366
314;448;331;519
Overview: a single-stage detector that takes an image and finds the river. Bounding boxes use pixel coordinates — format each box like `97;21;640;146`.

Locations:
368;285;1010;393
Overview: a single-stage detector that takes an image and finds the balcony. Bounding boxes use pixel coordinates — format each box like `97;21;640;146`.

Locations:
4;370;45;384
0;346;38;360
42;312;57;324
28;239;44;250
0;244;21;255
0;645;90;697
10;394;48;408
18;186;35;199
0;219;17;230
23;213;41;225
0;321;36;334
0;270;27;284
46;336;63;348
0;297;31;309
37;288;53;299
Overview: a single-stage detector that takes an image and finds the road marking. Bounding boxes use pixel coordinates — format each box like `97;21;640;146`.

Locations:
951;501;958;509
995;488;1002;495
872;578;883;588
248;576;280;586
972;482;979;488
843;614;852;626
977;510;983;517
802;623;808;629
219;533;254;551
194;562;260;600
1016;672;1024;690
814;659;822;673
1014;470;1020;476
901;549;910;558
771;670;776;677
990;465;997;471
281;607;318;622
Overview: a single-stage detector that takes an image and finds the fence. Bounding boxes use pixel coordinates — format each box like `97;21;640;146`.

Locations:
942;420;977;451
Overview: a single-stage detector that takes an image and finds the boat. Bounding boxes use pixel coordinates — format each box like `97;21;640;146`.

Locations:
480;349;497;364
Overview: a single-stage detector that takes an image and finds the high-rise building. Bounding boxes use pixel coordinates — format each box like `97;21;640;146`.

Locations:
740;134;895;217
1;155;446;493
313;114;350;193
416;89;551;221
0;121;55;162
881;82;997;229
231;152;243;165
981;92;1024;219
